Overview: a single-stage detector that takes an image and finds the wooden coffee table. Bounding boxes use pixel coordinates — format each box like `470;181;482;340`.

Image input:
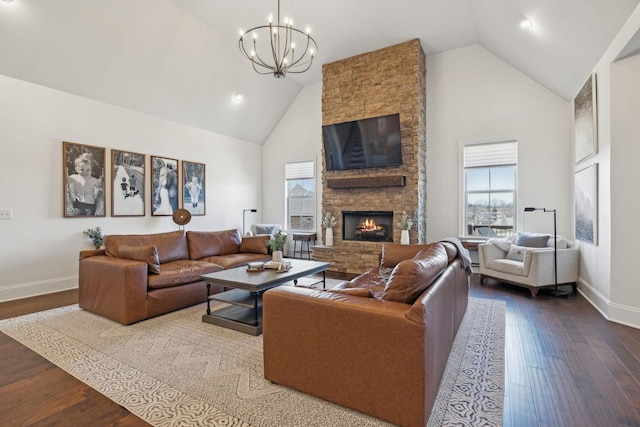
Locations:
200;259;330;335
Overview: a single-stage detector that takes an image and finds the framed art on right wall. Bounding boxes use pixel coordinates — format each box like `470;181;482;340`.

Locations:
574;73;598;164
575;163;598;245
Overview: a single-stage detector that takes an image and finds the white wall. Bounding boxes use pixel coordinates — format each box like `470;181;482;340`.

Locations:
425;45;573;242
261;83;323;241
611;55;640;323
0;74;263;302
581;3;640;326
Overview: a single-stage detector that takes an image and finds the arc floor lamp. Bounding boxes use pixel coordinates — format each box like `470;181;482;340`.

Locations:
523;207;568;297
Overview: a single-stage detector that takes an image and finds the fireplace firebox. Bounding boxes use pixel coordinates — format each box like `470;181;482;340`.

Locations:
342;211;393;242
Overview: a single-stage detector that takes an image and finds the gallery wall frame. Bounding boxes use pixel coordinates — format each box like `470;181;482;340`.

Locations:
575;163;598;245
63;141;106;218
574;73;598;164
182;160;206;216
112;149;145;217
150;155;179;216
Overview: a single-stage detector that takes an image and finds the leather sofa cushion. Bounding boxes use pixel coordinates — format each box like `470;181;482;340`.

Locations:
239;235;269;254
380;243;435;268
147;260;223;290
382;243;448;304
119;244;160;274
187;229;241;260
105;230;188;264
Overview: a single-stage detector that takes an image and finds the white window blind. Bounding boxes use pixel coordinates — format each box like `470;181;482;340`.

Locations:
285;161;314;179
464;141;517;168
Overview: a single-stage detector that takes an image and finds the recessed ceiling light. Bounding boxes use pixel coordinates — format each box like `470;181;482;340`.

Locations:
520;18;533;29
233;94;244;102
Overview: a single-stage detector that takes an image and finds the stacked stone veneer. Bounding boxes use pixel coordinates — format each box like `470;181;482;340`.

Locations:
313;39;427;274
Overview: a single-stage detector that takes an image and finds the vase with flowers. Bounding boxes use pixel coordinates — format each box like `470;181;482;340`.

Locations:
397;211;414;245
268;230;287;262
321;211;337;246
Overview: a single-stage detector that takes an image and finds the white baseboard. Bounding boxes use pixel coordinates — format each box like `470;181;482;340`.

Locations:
0;276;78;303
578;278;640;329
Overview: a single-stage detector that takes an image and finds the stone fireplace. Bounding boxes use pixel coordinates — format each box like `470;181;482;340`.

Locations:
342;211;393;242
312;39;427;274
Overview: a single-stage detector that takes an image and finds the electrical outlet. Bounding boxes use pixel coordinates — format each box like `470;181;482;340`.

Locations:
0;208;13;219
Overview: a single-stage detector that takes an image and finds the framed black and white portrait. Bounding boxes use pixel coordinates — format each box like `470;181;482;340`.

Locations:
182;161;205;216
112;150;145;217
63;141;106;218
151;155;179;216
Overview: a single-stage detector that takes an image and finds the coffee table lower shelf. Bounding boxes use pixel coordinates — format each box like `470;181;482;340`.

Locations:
202;305;264;335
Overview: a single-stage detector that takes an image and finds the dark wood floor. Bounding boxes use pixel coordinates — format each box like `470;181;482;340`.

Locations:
1;275;640;426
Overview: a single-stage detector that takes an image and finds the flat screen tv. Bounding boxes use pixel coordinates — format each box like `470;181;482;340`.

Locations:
322;113;402;171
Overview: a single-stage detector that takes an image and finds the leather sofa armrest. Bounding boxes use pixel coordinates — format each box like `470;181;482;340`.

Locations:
79;255;149;324
79;249;106;260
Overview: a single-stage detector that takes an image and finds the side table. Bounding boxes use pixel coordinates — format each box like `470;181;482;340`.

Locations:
292;232;317;259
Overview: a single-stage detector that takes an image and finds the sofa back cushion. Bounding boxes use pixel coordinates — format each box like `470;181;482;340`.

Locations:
187;229;242;260
118;245;161;274
382;243;448;304
380;243;435;269
105;230;188;264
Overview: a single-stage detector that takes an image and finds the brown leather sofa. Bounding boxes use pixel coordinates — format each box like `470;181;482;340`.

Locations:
263;241;470;427
79;229;272;325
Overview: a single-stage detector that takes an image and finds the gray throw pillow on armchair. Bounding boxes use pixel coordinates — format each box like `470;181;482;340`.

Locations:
255;225;277;235
515;233;550;248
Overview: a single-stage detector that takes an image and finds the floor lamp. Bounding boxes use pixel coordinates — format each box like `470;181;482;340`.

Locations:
243;209;257;235
523;207;568;298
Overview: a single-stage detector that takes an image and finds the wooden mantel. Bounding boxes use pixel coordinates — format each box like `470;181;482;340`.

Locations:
327;175;406;189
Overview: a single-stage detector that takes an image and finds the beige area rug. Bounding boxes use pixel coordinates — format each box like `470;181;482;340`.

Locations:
0;295;505;427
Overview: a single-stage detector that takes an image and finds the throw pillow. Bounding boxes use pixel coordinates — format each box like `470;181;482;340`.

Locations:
515;233;550;248
327;288;375;298
505;245;527;262
382;244;448;304
488;237;512;252
255;225;277;235
118;244;160;274
239;235;269;254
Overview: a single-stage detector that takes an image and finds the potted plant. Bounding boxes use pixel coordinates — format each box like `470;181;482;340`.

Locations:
397;211;414;245
321;212;337;246
84;227;104;249
268;230;287;262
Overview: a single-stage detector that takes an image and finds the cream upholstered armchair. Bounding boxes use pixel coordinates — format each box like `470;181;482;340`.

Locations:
478;233;579;296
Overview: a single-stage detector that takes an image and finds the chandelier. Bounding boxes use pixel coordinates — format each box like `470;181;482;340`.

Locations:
238;0;318;79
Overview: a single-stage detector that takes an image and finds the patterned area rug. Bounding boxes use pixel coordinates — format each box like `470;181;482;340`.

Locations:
0;296;504;426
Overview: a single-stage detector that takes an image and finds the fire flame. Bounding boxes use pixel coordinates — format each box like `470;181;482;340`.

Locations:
359;218;383;232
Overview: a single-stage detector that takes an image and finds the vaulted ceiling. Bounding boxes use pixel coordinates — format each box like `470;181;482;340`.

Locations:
0;0;638;144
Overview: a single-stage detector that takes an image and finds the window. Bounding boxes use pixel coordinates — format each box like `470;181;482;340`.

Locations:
463;141;517;237
285;160;315;231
